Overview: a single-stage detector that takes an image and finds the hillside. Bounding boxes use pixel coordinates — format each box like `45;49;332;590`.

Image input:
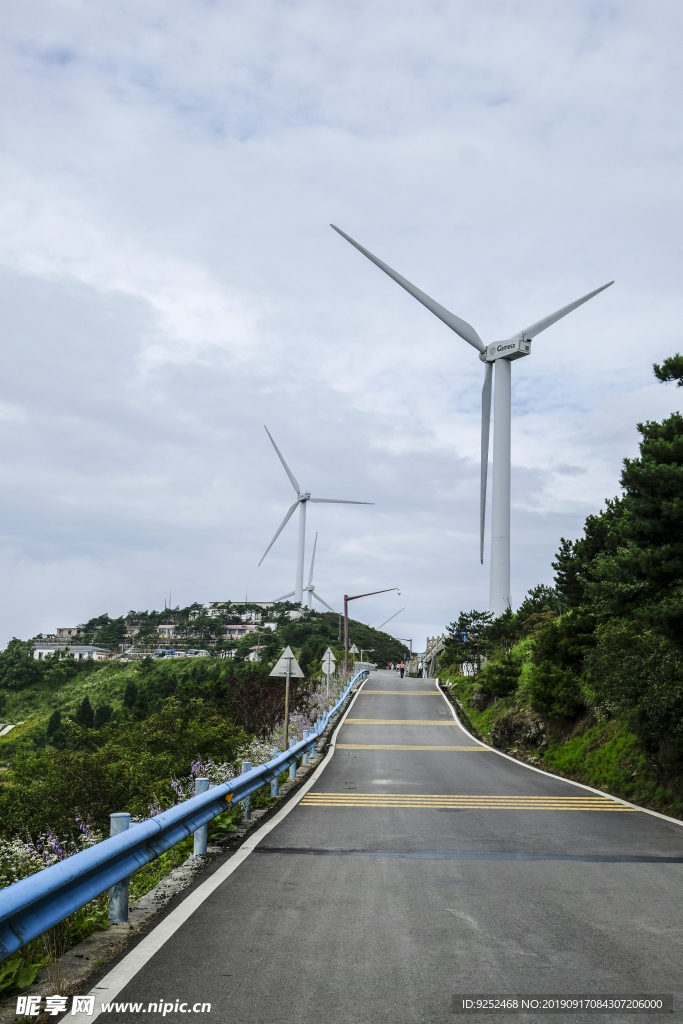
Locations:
0;609;405;842
436;355;683;822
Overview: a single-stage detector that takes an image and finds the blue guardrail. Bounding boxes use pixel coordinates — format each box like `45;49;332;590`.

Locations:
0;669;368;959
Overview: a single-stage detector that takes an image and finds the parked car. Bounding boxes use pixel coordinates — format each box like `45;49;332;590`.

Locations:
154;649;185;658
186;649;210;657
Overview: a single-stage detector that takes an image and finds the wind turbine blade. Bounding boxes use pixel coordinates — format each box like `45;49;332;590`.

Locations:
264;426;301;495
331;225;485;353
258;500;300;565
480;361;493;565
308;497;374;505
312;591;337;613
308;532;318;587
506;281;614;342
275;592;296;602
378;607;405;630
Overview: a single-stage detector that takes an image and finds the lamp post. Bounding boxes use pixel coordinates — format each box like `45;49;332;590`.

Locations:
396;638;413;656
344;589;400;672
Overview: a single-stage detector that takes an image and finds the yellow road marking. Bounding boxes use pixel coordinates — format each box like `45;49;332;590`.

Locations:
337;744;488;750
301;793;636;811
345;719;455;725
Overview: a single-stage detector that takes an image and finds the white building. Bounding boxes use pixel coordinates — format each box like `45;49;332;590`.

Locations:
224;624;259;639
33;644;110;662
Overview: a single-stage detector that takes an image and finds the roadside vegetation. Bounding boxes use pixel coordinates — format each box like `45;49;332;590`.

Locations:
0;609;403;990
439;355;683;821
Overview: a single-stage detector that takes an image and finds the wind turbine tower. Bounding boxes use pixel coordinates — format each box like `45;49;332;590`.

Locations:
332;225;613;615
260;428;372;605
276;533;338;612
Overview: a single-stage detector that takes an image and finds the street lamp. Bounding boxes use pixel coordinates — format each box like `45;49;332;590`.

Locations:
360;648;374;664
396;638;413;656
344;589;400;672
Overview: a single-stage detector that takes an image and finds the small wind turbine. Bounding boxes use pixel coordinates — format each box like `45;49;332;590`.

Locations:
260;429;373;604
275;533;337;612
331;224;613;615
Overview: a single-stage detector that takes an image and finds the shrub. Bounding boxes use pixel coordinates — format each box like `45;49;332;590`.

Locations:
527;661;584;719
586;621;683;770
479;655;521;697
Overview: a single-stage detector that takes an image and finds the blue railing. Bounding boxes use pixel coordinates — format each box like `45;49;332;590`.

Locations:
0;669;368;959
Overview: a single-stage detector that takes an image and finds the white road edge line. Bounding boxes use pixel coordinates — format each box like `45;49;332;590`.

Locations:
434;678;683;829
71;676;370;1022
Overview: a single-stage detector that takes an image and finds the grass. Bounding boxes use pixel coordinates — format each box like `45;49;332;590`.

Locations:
0;662;137;754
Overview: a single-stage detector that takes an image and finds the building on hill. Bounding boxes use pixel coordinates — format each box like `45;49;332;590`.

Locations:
56;627;80;639
224;624;259;639
207;602;275;621
33;643;110;661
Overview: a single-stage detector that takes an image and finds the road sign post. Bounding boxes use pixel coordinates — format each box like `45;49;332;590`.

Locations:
321;647;336;696
269;646;304;749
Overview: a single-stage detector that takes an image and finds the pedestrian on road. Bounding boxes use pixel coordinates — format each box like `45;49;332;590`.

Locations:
399;661;405;678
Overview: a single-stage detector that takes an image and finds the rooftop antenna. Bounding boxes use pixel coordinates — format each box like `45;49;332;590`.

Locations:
332;224;613;614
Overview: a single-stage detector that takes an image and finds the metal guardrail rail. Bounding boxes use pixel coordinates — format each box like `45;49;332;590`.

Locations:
0;669;369;959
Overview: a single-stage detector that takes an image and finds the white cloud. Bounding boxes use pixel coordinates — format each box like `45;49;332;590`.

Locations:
0;0;682;648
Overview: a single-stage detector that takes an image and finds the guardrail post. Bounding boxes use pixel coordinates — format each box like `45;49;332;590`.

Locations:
108;813;130;923
241;761;252;819
288;739;297;779
193;778;209;855
270;748;280;796
302;730;309;764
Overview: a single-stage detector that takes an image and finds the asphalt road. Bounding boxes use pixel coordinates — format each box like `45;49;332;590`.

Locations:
101;670;683;1023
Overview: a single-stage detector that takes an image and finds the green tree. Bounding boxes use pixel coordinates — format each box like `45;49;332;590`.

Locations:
123;681;138;710
74;697;95;729
653;353;683;385
94;705;112;729
479;654;520;697
0;639;41;690
443;611;493;675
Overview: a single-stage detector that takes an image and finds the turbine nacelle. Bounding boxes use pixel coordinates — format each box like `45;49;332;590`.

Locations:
481;339;532;363
332;222;613;612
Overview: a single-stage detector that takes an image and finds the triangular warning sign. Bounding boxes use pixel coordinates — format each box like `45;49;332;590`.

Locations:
322;647;336;663
269;645;305;678
349;644;359;654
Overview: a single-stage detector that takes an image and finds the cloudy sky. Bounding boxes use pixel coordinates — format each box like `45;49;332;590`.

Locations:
1;1;681;650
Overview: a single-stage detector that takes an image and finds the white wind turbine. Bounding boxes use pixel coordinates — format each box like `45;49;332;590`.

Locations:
331;225;613;615
276;533;337;611
260;427;372;605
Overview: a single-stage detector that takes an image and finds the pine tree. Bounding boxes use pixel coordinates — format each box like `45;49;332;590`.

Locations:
94;704;112;729
123;681;138;710
74;696;94;729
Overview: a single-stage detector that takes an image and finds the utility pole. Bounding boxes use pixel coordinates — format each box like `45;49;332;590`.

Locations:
344;588;400;672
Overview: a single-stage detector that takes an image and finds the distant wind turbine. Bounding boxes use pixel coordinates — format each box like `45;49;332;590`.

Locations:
276;533;337;611
378;607;405;630
331;224;613;615
260;428;373;604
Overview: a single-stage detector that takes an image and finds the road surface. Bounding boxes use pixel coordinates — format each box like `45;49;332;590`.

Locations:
96;670;683;1022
